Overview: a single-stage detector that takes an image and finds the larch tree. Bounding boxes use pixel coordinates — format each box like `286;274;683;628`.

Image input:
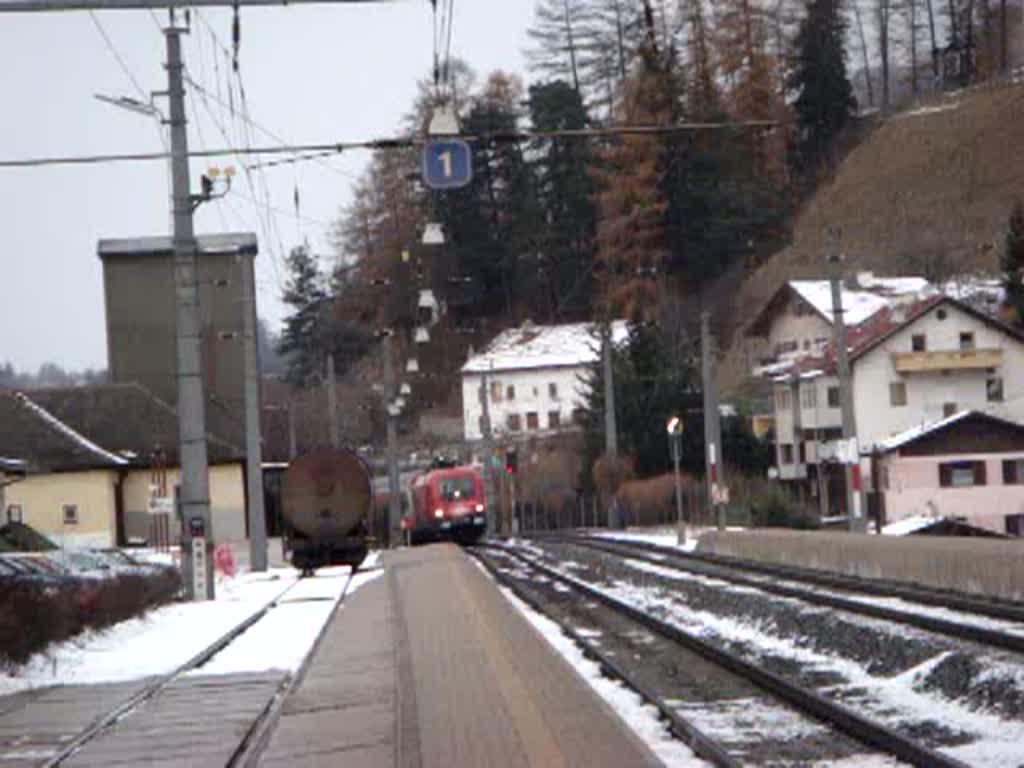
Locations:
875;0;894;110
526;0;593;93
848;0;875;108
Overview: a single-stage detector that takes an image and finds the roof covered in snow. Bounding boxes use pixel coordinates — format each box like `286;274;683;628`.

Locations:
881;515;948;536
98;232;258;259
462;321;629;374
875;409;1024;453
788;276;931;327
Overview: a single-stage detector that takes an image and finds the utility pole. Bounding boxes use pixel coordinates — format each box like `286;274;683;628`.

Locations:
240;252;267;571
479;367;499;536
167;23;213;601
383;332;402;547
602;323;620;528
826;228;863;533
702;311;725;530
326;351;339;449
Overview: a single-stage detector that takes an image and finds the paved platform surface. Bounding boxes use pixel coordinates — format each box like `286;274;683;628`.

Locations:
259;544;660;768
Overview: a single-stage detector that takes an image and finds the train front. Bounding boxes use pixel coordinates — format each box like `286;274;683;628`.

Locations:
408;467;486;543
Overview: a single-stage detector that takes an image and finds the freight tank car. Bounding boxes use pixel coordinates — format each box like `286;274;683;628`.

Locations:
281;448;372;573
404;465;486;545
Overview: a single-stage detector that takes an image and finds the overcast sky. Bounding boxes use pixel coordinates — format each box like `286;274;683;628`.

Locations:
0;0;533;372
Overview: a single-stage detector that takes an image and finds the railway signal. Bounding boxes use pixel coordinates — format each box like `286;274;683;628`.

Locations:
505;449;518;476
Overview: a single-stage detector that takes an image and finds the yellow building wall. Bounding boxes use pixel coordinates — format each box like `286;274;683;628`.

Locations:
121;463;247;544
7;471;118;549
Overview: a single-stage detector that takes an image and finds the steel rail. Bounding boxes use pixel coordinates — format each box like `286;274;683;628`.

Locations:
44;575;305;767
230;564;368;767
544;531;1024;624
494;542;969;768
546;535;1024;655
469;547;740;768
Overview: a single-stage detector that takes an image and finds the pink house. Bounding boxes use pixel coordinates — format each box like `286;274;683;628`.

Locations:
873;411;1024;535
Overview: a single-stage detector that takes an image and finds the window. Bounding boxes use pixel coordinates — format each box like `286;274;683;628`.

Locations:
778;340;799;354
943;402;957;418
798;442;807;463
6;504;22;524
490;381;503;402
526;412;539;430
912;334;926;352
776;388;791;411
987;378;1004;403
62;504;79;525
1003;459;1024;485
803;340;810;350
937;308;948;320
548;382;558;399
801;385;816;409
439;477;476;501
889;382;907;406
959;332;975;350
548;411;561;429
532;386;539;397
780;444;794;464
827;386;840;408
572;408;586;426
506;413;522;432
1006;514;1024;536
939;461;986;488
506;385;516;400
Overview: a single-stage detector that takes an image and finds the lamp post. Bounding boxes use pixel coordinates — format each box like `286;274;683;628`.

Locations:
667;415;685;546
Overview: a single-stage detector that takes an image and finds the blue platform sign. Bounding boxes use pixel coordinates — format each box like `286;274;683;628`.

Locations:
423;139;473;190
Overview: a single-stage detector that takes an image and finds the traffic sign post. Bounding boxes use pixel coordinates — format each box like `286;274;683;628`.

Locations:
422;139;472;190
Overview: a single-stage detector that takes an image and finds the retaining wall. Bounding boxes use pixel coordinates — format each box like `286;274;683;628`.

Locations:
696;529;1024;601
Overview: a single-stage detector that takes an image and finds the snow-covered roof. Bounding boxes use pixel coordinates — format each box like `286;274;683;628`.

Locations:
881;515;945;536
0;457;27;473
874;411;974;452
98;232;258;258
462;321;629;374
15;393;130;467
789;276;930;327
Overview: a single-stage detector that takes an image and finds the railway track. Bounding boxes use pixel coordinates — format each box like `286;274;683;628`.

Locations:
40;568;359;768
472;542;968;768
536;533;1024;655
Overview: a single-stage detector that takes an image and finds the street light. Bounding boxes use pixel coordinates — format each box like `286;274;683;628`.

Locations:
667;415;686;546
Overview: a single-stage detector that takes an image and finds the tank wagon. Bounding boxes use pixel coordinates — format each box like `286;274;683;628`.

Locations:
281;448;372;573
404;465;486;545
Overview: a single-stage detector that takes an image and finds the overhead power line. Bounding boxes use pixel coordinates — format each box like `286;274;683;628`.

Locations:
0;120;781;169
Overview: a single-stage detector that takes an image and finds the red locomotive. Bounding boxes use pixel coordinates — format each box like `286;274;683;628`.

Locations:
403;464;486;545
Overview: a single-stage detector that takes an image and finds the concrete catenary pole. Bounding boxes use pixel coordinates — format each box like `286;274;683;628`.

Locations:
240;253;267;571
478;367;499;536
702;311;725;530
167;24;213;600
826;229;863;532
383;332;402;547
602;323;620;528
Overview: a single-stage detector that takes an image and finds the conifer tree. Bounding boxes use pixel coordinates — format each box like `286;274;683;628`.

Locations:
278;245;328;387
1003;201;1024;326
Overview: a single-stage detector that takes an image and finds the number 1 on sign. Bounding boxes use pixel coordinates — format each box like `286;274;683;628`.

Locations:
439;151;453;178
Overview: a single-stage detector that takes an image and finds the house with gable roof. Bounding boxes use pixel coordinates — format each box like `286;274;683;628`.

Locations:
0;384;246;548
461;321;629;442
769;294;1024;530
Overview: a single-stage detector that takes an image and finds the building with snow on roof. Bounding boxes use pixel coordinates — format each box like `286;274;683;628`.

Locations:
460;321;628;442
768;294;1024;528
872;411;1024;535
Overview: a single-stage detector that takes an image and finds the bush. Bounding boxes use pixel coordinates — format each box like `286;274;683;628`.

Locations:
729;473;820;530
0;566;181;668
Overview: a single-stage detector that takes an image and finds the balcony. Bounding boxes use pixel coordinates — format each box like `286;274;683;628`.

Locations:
892;348;1002;373
778;463;808;480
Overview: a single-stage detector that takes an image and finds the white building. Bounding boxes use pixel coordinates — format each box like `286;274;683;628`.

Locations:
770;294;1024;521
461;321;628;442
745;274;930;376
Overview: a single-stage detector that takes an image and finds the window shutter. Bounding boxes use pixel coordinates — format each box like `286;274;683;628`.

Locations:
939;464;952;487
975;461;987;486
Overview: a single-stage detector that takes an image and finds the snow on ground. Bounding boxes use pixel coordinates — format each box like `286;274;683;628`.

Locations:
0;567;298;694
594;528;699;552
195;556;383;676
601;578;1024;767
489;576;708;768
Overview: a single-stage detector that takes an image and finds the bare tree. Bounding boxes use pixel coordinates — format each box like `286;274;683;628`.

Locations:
850;0;876;107
902;0;923;94
876;0;894;109
526;0;594;93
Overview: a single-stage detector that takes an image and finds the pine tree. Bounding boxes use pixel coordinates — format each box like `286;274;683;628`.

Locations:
278;245;328;387
528;80;597;320
1003;201;1024;327
788;0;856;174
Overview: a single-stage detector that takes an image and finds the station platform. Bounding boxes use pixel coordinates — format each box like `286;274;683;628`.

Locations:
258;543;660;768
